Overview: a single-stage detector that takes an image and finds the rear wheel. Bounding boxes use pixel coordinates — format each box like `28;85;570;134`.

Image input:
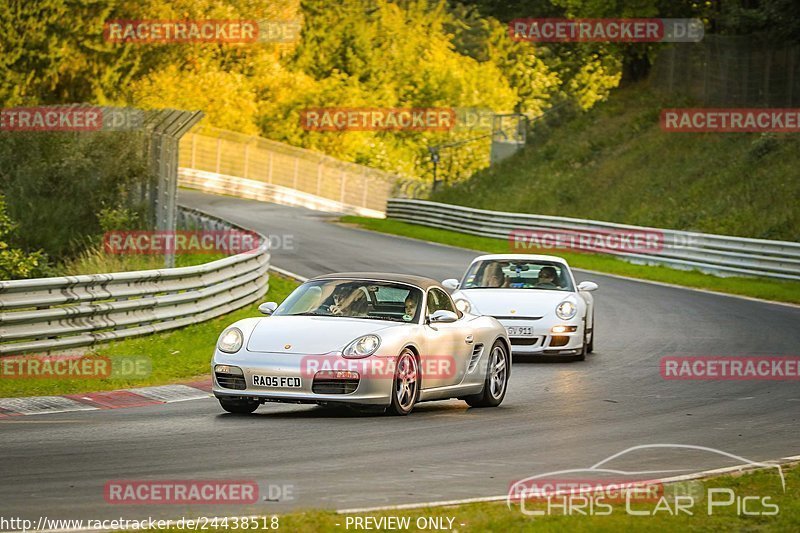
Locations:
387;349;419;416
218;398;259;414
465;341;508;408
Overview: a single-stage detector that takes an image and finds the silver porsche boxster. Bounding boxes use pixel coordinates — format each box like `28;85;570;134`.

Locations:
211;273;511;415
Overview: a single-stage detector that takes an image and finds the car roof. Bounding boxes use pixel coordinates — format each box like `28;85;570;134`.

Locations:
470;254;570;265
309;272;441;290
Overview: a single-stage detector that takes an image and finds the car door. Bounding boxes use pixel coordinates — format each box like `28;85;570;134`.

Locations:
421;287;472;388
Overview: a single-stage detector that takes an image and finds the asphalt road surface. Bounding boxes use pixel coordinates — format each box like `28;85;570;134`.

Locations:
2;190;798;522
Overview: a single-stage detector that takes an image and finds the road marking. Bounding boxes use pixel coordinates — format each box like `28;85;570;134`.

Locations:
270;265;308;282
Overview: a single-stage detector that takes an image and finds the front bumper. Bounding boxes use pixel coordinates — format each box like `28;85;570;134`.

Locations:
211;350;394;406
499;318;584;356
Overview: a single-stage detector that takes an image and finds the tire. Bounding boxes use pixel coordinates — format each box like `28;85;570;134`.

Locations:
387;348;419;416
587;312;595;353
464;341;509;408
218;398;259;414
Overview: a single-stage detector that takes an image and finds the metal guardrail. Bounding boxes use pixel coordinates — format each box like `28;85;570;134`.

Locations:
0;206;270;356
387;199;800;281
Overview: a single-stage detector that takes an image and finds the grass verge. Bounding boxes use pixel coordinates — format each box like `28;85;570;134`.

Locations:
158;462;799;531
340;216;800;305
0;274;299;398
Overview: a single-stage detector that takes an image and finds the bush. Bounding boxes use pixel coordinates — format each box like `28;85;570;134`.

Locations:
0;130;150;260
0;195;49;279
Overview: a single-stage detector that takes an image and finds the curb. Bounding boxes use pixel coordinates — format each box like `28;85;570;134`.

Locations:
0;379;212;417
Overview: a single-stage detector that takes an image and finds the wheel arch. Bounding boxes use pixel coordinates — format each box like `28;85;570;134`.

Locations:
494;336;511;376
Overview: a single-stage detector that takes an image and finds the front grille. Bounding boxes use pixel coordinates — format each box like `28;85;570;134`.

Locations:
215;371;246;390
495;316;542;321
312;378;359;394
510;337;540;346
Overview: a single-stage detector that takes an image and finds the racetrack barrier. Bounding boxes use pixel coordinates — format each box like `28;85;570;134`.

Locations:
0;206;270;356
386;198;800;281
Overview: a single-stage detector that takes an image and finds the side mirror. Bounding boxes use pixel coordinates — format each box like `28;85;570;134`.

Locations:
258;302;278;315
442;279;460;290
428;310;458;324
577;281;598;292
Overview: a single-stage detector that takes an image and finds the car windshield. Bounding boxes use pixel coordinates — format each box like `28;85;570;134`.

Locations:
274;279;424;323
461;260;574;291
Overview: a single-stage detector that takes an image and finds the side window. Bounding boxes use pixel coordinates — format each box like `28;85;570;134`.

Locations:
427;288;456;314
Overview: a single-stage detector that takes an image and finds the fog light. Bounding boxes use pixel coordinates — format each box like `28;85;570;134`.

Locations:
550;336;569;347
551;325;578;333
214;365;243;375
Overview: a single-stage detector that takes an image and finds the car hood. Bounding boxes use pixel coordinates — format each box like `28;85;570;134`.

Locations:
246;316;395;354
455;289;574;317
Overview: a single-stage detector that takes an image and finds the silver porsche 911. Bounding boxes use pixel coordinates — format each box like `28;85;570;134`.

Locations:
211;273;511;415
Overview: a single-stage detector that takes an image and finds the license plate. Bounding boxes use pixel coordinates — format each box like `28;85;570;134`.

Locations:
507;326;533;336
252;375;302;388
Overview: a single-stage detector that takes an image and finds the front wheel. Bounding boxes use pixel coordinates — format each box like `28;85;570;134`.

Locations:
218;398;259;414
464;341;509;408
387;349;419;415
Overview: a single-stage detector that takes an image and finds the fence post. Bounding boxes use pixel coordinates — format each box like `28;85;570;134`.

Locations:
362;170;368;208
243;142;250;179
215;137;222;174
316;160;323;196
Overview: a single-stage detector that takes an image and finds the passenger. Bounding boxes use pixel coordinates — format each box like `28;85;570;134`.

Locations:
343;289;369;317
535;266;559;289
404;293;419;321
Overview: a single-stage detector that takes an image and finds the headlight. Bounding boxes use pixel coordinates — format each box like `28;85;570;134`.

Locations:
342;334;381;358
555;301;577;320
218;327;244;353
454;299;472;314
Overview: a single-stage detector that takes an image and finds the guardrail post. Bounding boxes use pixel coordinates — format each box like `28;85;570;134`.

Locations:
316;160;323;196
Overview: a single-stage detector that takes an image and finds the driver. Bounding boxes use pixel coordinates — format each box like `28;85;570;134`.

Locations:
535;266;559;289
323;284;353;315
